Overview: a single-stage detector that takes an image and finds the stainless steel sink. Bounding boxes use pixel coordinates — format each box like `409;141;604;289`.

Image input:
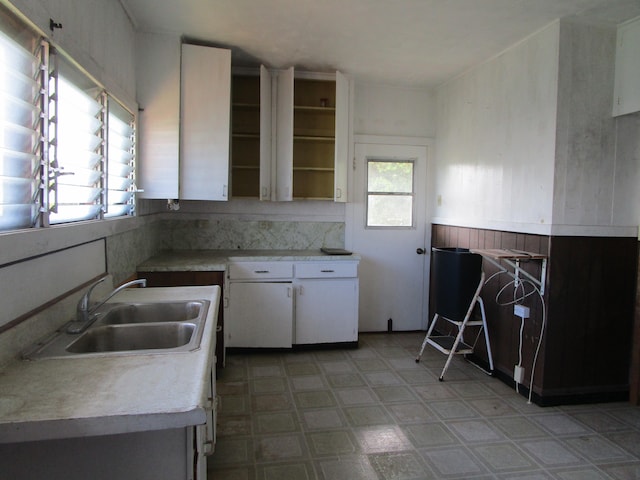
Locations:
93;301;204;326
24;299;210;359
66;322;196;353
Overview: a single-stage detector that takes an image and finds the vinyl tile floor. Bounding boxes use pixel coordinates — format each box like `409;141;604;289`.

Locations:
207;332;640;479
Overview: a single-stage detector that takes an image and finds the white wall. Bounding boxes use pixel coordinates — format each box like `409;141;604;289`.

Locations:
0;0;138;333
433;19;640;237
433;22;560;235
5;0;136;108
354;82;436;137
553;21;639;235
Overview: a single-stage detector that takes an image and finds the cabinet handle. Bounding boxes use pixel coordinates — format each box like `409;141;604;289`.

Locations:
321;269;335;273
299;285;304;296
254;270;270;274
203;441;214;456
287;287;292;297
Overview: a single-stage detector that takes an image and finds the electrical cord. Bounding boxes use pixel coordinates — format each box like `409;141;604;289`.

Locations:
526;280;546;404
516;315;525;394
486;271;547;403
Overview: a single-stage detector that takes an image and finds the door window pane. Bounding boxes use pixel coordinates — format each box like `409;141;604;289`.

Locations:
366;159;414;228
368;160;413;193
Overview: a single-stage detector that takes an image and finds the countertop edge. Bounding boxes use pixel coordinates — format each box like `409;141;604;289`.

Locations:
137;249;361;272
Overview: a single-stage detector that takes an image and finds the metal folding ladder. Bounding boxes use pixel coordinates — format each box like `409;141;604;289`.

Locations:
416;269;494;381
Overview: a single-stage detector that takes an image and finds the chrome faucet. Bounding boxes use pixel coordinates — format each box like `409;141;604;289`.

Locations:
67;278;147;333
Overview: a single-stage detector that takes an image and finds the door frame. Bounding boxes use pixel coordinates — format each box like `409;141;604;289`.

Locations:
346;134;435;330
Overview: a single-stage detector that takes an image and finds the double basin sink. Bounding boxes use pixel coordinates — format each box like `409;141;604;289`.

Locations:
25;300;210;359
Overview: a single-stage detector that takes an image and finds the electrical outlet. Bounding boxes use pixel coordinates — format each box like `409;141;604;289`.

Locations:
514;365;525;384
514;304;530;318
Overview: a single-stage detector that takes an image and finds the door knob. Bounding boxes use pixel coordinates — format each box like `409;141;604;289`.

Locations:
416;248;426;255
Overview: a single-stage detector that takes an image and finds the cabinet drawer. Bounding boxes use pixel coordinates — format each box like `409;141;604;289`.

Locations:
295;262;358;279
228;262;293;280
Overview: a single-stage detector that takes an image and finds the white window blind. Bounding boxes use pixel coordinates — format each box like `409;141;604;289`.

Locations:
105;98;134;218
0;24;42;231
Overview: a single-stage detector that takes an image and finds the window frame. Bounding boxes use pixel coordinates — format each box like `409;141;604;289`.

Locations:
365;157;417;230
0;4;136;233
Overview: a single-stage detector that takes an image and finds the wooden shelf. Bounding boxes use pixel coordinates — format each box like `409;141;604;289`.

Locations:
233;103;259;109
292;77;336;199
470;248;548;294
294;135;335;142
233;165;260;170
294;105;336;113
233;133;259;139
293;167;334;172
231;73;261;198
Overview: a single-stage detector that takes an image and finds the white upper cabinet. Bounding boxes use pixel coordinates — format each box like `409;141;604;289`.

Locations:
180;44;231;200
334;72;349;202
277;69;350;202
136;33;181;199
230;67;351;202
137;38;232;200
613;16;640;117
138;37;348;201
229;66;276;200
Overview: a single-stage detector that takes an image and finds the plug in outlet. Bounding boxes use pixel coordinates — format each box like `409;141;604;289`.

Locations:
514;304;530;318
514;365;525;384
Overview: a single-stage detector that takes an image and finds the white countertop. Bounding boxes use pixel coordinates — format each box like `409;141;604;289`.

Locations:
137;249;361;272
0;285;220;444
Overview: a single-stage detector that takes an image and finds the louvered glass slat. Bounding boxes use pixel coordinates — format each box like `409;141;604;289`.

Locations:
49;74;104;224
0;27;41;231
105;98;134;218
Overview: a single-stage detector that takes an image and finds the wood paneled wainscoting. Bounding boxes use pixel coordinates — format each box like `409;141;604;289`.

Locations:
431;224;638;406
631;246;640;405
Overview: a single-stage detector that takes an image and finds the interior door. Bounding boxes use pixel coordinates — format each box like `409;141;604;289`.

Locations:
348;142;430;332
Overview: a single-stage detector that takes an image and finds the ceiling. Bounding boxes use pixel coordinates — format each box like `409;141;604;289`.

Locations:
120;0;640;88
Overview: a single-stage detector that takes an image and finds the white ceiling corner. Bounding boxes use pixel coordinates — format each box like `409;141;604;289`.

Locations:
121;0;640;87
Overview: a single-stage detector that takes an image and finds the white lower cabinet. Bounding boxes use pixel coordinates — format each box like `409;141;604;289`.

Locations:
225;259;359;348
294;261;359;345
1;372;217;480
193;366;217;478
2;427;205;480
295;278;358;344
225;282;293;348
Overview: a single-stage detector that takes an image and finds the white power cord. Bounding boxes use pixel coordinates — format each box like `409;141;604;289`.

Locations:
489;273;547;404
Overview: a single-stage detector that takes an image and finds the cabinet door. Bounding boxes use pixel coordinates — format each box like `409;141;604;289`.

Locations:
275;67;294;201
334;71;349;202
295;278;358;344
260;65;274;200
136;33;180;199
613;18;640;116
181;44;231;200
225;282;293;348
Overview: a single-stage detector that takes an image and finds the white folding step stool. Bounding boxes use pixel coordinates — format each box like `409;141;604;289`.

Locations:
415;248;494;381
